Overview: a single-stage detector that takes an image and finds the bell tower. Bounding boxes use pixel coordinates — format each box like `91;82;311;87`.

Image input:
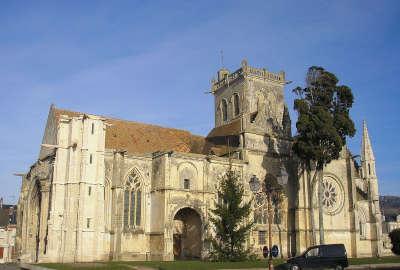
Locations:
210;59;291;138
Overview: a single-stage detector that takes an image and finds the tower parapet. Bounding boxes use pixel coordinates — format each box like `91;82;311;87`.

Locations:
211;60;286;93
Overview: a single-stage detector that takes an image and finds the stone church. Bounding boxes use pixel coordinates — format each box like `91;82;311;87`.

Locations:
16;60;384;263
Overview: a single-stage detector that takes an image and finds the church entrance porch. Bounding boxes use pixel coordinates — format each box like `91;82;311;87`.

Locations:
172;208;202;260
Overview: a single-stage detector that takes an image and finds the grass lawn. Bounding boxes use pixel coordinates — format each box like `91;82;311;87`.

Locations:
40;259;284;270
39;256;400;270
348;256;400;265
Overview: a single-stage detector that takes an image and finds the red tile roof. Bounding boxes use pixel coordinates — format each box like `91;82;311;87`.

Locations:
53;107;207;155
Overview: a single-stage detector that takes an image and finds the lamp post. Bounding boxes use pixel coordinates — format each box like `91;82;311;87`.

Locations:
249;168;287;270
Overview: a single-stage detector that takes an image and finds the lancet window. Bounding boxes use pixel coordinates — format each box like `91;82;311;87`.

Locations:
123;169;142;229
233;93;240;116
221;99;228;122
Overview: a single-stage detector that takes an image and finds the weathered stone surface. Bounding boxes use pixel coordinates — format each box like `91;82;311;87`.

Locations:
15;61;390;263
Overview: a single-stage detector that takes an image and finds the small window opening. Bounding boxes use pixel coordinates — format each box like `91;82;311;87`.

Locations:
250;112;258;123
222;99;228;122
234;94;240;116
368;163;371;176
86;218;91;228
90;154;93;164
258;231;266;245
88;186;92;196
91;123;95;134
184;179;190;190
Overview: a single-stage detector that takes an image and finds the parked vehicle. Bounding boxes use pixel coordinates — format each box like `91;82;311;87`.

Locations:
287;244;348;270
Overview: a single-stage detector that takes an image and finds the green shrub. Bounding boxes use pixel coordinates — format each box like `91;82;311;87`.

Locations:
389;228;400;255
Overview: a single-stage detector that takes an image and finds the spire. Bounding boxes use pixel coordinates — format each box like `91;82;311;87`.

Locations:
361;120;375;162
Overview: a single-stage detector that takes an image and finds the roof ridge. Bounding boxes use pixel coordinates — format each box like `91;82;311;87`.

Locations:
53;106;205;138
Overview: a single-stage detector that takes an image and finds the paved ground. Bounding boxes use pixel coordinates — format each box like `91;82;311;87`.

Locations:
0;264;19;270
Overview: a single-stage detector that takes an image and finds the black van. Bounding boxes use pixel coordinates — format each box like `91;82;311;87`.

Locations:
287;244;348;270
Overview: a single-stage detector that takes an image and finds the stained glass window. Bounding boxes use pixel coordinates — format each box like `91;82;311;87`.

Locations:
124;169;143;229
136;190;141;226
130;191;135;226
123;190;129;228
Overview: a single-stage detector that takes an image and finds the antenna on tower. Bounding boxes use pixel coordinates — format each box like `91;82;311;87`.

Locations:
220;50;224;68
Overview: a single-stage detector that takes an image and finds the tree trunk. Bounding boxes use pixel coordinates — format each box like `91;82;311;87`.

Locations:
317;168;325;244
307;168;317;246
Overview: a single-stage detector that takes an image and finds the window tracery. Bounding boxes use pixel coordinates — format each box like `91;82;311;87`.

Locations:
123;169;143;229
314;175;345;215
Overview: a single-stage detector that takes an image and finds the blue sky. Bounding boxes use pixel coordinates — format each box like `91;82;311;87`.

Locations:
1;1;399;204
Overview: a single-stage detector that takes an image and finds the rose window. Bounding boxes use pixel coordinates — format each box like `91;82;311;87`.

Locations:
314;176;344;215
322;181;337;208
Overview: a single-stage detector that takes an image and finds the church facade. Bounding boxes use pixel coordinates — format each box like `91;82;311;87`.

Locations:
16;61;385;263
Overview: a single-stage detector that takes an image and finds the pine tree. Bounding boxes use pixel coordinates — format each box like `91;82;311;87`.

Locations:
389;228;400;255
292;66;356;244
209;169;253;261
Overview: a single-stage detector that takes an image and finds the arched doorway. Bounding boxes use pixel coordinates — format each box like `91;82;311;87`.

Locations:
173;207;202;260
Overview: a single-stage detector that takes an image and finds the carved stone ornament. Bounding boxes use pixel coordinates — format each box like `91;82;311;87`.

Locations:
30;160;51;180
314;175;345;215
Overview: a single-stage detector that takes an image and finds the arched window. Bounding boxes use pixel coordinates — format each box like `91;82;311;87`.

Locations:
221;99;228;122
233;94;240;116
123;169;143;228
359;209;367;239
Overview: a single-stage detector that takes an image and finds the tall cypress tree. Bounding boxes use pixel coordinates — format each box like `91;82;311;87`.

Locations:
209;169;253;261
292;66;356;244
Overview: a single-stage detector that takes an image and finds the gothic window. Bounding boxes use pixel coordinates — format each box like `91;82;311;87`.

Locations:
123;169;143;229
233;93;240;116
130;191;135;226
359;210;367;239
316;176;345;215
136;190;142;226
91;123;95;134
254;207;268;224
123;190;129;227
359;221;363;236
368;163;371;176
221;99;228;122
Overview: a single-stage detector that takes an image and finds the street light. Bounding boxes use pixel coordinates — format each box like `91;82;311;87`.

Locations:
277;167;289;186
249;175;261;193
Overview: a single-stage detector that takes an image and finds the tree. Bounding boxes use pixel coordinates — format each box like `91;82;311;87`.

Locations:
292;66;356;244
389;229;400;255
209;169;254;261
